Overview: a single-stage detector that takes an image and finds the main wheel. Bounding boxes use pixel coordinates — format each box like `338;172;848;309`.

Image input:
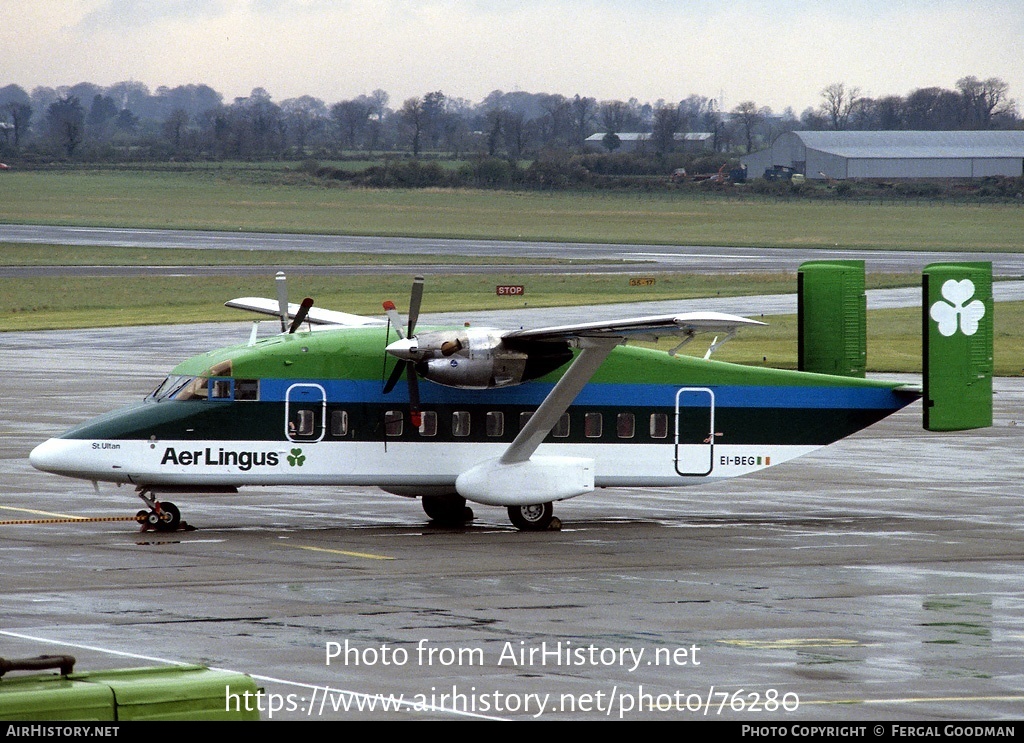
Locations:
422;495;473;526
507;502;554;531
154;501;181;532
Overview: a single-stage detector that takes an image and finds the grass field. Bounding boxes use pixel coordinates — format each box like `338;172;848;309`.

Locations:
1;167;1019;373
1;169;1022;251
0;270;825;330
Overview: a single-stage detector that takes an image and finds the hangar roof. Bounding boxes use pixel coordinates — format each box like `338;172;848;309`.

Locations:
791;130;1024;159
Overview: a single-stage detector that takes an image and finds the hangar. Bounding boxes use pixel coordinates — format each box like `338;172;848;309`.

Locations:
584;131;713;153
742;131;1024;180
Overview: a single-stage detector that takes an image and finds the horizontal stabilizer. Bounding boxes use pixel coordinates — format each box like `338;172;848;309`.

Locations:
923;262;993;431
225;297;386;328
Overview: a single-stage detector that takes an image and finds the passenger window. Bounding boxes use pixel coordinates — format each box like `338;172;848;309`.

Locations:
486;411;504;437
295;409;315;436
385;410;403;437
330;410;349;437
650;413;668;439
419;411;438;437
235;379;259;401
617;412;635;439
584;412;603;438
552;413;570;438
452;411;471;437
519;411;533;430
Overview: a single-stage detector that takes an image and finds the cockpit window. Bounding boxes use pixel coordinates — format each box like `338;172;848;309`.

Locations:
149;375;199;401
148;375;208;401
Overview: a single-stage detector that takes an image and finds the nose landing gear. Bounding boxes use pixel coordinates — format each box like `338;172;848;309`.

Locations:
135;488;181;532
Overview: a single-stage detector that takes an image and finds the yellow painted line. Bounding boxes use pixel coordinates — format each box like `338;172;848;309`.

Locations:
289;544;394;561
0;505;88;520
720;638;863;649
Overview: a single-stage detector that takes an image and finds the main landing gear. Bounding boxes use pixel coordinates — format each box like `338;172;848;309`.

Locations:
421;494;474;527
507;502;560;532
135;488;181;532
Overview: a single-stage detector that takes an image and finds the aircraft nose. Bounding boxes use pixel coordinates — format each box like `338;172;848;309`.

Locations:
29;438;70;474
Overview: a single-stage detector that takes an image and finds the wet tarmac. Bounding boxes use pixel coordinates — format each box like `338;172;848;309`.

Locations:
2;319;1023;720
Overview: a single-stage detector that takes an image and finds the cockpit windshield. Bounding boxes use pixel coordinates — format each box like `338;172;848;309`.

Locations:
148;375;208;401
147;361;231;402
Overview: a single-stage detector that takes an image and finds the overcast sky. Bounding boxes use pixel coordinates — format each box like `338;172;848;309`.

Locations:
3;0;1022;113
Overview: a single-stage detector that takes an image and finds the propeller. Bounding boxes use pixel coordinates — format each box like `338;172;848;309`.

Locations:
382;276;424;427
288;297;314;333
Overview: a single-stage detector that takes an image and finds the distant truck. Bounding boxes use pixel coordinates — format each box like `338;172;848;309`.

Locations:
762;165;802;182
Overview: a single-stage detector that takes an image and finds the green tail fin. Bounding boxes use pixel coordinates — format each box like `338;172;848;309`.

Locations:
923;262;993;431
798;260;866;377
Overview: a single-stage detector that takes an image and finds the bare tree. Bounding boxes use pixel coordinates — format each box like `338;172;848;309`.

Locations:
650;104;680;154
401;97;425;156
732;100;766;153
281;96;326;154
957;76;1014;129
570;94;597;149
819;83;861;130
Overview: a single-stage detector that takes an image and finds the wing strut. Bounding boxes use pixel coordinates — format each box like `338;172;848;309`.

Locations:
500;337;621;465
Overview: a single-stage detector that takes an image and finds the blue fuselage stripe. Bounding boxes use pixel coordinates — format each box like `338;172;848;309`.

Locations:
259;379;908;411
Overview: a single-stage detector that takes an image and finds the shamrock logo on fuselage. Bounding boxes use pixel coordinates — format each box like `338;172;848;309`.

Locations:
929;279;985;337
287;448;305;466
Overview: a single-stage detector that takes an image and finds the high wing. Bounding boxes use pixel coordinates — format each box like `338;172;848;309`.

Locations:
225;297;386;328
501;311;765;343
455;311;766;506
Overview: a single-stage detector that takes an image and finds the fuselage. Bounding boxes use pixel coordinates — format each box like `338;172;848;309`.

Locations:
30;326;919;496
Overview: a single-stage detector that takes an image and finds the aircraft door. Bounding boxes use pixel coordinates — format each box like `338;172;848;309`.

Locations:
285;384;327;443
674;387;715;476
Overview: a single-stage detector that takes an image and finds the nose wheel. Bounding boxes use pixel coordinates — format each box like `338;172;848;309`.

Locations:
135;489;182;532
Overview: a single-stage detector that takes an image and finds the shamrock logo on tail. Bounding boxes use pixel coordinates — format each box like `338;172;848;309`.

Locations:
287;448;306;467
930;279;985;337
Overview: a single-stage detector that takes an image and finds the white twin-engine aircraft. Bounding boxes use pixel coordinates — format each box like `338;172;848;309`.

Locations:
30;261;992;531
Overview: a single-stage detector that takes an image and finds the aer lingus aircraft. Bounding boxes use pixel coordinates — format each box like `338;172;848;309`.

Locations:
30;261;993;531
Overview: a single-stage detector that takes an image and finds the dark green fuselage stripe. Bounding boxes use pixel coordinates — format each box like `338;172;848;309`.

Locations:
61;400;902;447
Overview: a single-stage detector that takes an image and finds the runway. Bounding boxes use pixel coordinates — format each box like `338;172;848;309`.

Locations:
2;313;1023;720
4;223;1024;275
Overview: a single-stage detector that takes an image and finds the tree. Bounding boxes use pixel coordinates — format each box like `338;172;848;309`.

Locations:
819;83;861;131
332;98;371;150
45;96;85;156
537;93;571;150
601;132;621;152
86;94;118;140
650;104;680;154
957;76;1014;129
401;97;425;156
281;95;326;154
600;100;628;135
570;94;597;149
163;108;191;151
732;101;766;152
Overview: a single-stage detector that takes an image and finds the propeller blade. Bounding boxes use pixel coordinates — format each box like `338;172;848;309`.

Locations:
382;300;405;339
407;275;424;337
288;297;314;333
275;271;288;333
383;360;406;394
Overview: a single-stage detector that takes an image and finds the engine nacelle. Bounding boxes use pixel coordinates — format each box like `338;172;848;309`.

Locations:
411;328;572;390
